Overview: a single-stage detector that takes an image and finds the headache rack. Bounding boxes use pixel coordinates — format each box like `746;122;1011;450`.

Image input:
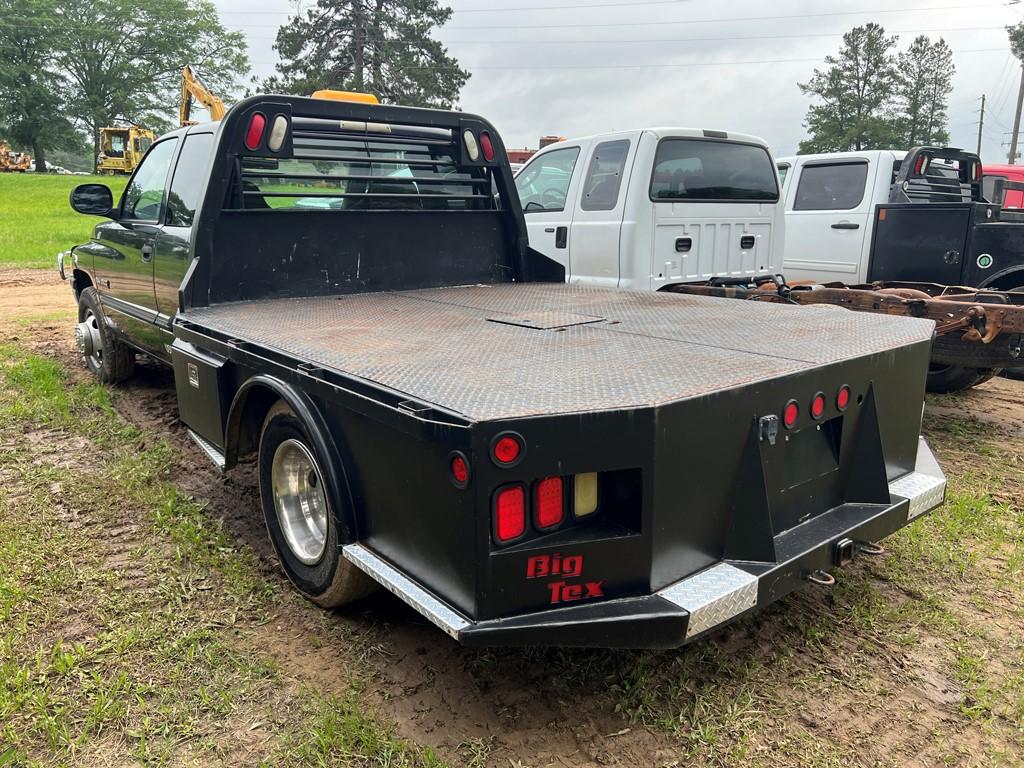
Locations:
889;146;983;205
233;118;497;211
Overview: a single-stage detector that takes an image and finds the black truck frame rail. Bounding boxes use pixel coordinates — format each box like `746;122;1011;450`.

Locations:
670;278;1024;371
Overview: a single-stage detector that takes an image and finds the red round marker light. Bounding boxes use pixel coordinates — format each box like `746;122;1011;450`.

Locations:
783;400;799;429
492;434;523;466
450;454;469;486
479;131;495;162
244;112;267;150
811;392;826;420
837;385;851;411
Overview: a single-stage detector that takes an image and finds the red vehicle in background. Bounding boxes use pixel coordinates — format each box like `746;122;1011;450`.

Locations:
983;164;1024;209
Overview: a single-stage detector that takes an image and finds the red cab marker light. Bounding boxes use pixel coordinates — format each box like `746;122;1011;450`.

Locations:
479;131;495;162
837;385;851;411
494;485;526;543
449;452;470;487
491;432;523;466
534;477;564;529
244;112;267;150
783;399;799;429
811;392;826;420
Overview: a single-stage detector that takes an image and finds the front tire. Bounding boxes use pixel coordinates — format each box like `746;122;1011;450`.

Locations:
258;401;376;607
76;287;134;384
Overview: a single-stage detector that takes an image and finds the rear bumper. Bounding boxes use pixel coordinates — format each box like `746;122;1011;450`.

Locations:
343;438;945;649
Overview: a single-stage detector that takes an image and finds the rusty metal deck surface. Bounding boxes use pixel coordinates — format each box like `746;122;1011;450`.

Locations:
181;283;934;420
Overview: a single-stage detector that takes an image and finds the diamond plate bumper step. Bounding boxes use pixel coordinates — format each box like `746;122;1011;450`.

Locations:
344;439;946;649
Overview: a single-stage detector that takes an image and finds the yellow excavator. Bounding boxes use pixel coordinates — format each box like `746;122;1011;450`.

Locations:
180;64;227;126
0;140;31;172
96;126;156;175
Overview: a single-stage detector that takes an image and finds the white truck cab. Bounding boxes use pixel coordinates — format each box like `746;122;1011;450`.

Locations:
514;128;784;290
777;150;906;283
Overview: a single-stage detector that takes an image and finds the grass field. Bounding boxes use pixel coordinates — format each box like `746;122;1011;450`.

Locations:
0;174;128;270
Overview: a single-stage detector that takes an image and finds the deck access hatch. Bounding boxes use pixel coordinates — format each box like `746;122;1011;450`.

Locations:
486;311;606;330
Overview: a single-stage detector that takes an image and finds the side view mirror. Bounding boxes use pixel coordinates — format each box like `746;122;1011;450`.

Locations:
70;183;117;218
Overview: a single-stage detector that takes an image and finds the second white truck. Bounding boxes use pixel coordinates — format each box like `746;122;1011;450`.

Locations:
513;128;784;290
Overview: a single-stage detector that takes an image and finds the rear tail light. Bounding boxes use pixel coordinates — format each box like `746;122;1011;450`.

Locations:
913;155;927;175
783;399;799;429
837;385;851;411
492;432;524;466
479;131;495;162
811;392;826;420
573;472;598;517
494;485;526;543
534;477;564;529
244;113;266;151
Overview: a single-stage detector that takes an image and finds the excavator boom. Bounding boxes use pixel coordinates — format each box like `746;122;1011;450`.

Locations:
180;64;227;126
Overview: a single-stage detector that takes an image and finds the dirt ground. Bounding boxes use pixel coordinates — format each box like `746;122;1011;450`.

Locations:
2;268;1022;767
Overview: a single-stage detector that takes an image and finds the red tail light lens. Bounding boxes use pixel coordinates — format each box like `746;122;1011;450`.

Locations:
479;131;495;162
837;385;851;411
492;433;523;466
783;399;799;429
244;113;267;150
534;477;564;529
450;453;469;487
913;155;926;175
494;485;526;543
811;392;826;420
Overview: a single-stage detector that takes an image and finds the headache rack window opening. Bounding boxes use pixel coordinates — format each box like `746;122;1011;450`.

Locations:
230;116;495;212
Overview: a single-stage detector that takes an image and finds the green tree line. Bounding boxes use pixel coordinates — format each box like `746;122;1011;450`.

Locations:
798;23;955;153
0;0;468;172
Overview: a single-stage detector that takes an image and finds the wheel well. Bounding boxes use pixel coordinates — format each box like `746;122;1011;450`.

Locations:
984;270;1024;291
229;384;280;462
71;268;93;300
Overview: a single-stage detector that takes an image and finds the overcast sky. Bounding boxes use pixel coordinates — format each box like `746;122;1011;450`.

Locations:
212;0;1023;160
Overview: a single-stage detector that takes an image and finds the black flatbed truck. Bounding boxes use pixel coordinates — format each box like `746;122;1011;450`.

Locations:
59;94;946;648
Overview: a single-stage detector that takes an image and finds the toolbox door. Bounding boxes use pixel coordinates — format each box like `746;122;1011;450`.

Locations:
867;204;969;284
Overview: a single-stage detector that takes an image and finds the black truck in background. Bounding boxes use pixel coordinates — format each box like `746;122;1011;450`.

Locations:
765;146;1024;393
58;94;945;648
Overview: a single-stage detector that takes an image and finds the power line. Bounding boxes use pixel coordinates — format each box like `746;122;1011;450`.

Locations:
232;25;1006;44
443;3;1008;30
10;1;1006;31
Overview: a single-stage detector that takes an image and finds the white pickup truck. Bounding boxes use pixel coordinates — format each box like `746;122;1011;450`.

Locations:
513;128;784;290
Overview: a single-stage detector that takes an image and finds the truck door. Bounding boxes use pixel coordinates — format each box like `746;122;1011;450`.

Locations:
782;160;873;283
569;138;634;286
90;137;178;357
154;132;215;333
515;145;583;274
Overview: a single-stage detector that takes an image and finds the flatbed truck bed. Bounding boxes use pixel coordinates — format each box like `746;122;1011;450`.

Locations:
180;283;935;420
60;93;946;649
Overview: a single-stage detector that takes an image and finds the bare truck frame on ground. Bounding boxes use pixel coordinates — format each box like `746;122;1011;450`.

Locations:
59;94;945;648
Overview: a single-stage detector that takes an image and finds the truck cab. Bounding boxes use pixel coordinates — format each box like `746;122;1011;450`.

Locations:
514;128;784;291
779;147;1024;293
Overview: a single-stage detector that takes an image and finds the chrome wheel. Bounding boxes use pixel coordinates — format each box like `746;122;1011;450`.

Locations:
77;309;104;369
271;438;329;565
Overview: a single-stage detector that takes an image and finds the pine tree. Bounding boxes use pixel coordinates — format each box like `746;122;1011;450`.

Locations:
894;36;954;147
265;0;469;108
798;24;900;153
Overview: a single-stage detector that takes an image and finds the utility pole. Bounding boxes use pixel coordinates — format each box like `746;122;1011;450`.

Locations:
977;94;986;156
1009;66;1024;164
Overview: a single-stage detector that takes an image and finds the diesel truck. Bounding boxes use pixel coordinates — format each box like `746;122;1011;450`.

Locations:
58;93;945;648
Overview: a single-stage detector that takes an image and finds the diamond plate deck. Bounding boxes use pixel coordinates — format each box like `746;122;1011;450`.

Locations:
181;283;934;421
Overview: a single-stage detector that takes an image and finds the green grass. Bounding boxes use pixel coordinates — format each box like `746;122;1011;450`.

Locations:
0;343;446;767
0;174;128;269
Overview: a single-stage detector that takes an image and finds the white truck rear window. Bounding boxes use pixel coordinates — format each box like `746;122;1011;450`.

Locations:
650;139;778;202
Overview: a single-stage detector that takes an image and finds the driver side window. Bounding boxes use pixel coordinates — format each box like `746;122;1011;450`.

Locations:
515;146;581;213
121;138;178;222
